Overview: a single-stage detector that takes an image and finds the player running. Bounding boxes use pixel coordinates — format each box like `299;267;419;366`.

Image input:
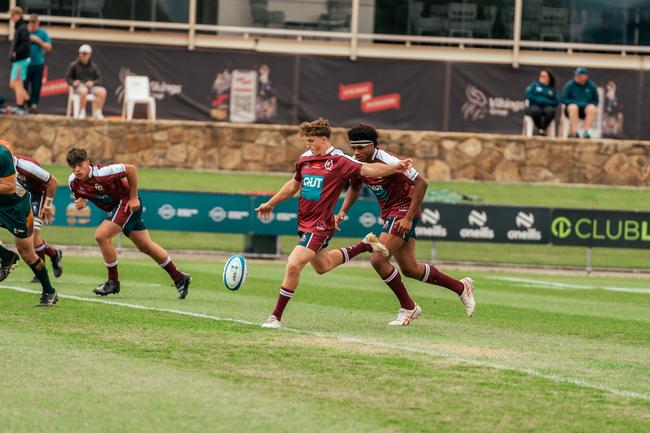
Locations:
335;124;475;325
15;154;63;281
255;118;412;329
66;148;191;298
0;140;58;306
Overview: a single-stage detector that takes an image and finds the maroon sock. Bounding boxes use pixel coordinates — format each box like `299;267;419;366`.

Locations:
421;263;463;295
160;256;183;281
272;287;294;321
339;242;372;263
43;243;58;259
34;243;47;261
382;266;416;310
105;260;119;282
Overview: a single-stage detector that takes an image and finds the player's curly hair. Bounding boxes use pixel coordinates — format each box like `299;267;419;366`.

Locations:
347;124;379;146
66;148;89;166
298;118;331;138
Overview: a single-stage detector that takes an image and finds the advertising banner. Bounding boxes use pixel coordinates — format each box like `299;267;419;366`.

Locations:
550;208;650;249
51;187;650;249
298;55;446;131
416;203;551;244
0;40;297;123
0;39;647;138
450;62;641;139
52;187;383;238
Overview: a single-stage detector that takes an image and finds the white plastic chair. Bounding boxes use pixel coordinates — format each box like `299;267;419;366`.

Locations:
66;86;96;118
523;116;556;137
560;87;604;138
121;75;156;121
522;100;556;137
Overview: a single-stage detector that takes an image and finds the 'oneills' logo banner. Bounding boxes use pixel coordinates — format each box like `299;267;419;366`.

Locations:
551;209;650;248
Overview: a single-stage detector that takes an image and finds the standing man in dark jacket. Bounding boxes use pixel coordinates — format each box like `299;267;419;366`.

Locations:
26;14;52;114
561;67;599;138
9;7;31;110
524;68;559;136
64;44;107;119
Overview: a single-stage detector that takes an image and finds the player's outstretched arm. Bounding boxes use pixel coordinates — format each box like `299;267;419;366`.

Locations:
335;182;362;230
255;178;300;220
124;164;141;212
42;174;58;224
360;158;413;178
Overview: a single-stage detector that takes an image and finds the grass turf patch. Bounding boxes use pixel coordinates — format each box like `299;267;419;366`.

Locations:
1;255;649;433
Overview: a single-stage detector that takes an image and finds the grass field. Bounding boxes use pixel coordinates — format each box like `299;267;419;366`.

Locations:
1;255;649;433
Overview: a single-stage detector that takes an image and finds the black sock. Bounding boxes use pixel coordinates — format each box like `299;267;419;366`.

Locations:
29;258;54;294
0;244;16;262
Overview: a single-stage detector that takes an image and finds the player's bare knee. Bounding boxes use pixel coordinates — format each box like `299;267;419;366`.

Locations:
285;261;302;276
95;233;111;245
312;263;328;275
370;253;387;270
401;265;421;279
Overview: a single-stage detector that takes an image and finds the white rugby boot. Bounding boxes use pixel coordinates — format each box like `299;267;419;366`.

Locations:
388;303;422;326
459;277;476;317
261;315;282;329
363;232;389;257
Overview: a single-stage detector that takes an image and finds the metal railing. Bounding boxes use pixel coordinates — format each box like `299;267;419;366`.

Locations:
5;0;650;68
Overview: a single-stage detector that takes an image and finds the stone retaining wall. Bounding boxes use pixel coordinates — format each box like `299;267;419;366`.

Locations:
1;115;649;186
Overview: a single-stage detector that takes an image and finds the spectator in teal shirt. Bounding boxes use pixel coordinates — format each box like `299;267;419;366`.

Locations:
561;67;599;138
26;14;52;114
525;68;558;136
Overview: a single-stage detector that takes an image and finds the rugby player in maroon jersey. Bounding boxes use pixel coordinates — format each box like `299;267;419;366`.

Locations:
255;118;413;329
335;124;475;325
15;155;63;280
66;148;191;298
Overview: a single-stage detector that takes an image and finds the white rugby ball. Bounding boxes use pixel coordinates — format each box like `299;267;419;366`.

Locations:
223;255;248;291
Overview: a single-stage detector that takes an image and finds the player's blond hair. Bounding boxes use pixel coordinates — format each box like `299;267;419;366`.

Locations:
298;118;331;139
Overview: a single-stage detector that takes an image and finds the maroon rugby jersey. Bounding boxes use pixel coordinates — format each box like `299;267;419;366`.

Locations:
15;155;51;195
68;164;130;212
293;146;362;236
351;148;420;220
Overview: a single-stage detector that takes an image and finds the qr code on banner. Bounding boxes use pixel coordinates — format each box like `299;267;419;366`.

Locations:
229;70;258;123
232;94;254;119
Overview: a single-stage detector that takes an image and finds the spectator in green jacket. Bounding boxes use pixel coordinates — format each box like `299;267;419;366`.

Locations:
561;67;599;138
525;68;558;136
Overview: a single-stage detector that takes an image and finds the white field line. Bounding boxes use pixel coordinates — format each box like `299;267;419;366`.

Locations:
490;276;650;295
3;284;650;403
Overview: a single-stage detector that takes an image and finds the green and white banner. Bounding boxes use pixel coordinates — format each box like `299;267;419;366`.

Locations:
50;187;650;249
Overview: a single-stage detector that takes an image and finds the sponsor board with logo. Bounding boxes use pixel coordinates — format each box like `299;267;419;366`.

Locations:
417;203;550;243
49;186;650;249
550;209;650;249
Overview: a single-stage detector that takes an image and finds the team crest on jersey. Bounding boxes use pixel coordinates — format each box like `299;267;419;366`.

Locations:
94;183;104;191
324;159;333;170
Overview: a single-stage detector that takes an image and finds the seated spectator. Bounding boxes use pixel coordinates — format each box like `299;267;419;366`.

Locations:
524;68;558;136
561;67;599;138
64;44;106;119
9;7;31;111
